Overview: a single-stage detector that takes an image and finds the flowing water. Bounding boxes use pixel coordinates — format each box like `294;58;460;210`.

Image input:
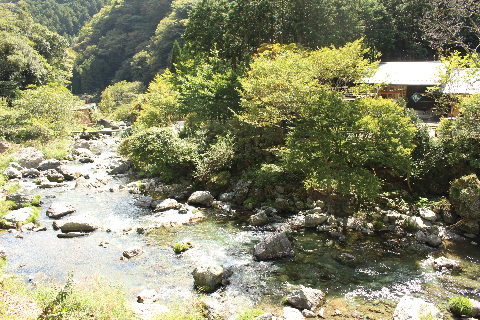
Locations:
1;137;479;317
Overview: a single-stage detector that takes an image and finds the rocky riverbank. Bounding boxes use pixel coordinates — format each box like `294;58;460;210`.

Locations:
1;134;479;319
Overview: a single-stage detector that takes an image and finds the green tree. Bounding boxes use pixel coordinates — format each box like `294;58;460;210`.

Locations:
239;41;416;200
98;80;145;120
134;71;181;130
0;84;80;141
0;5;70;98
170;39;182;73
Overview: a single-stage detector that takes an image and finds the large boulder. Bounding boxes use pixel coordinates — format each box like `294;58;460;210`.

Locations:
419;208;438;222
449;174;480;220
459;219;479;234
286;286;325;310
72;139;91;151
97;118;119;129
249;211;269;226
59;215;101;232
188;191;214;206
393;296;442;320
234;180;252;205
3;207;35;224
254;232;295;260
134;196;153;208
46;202;76;219
153;198;179;211
57;165;76;181
15;147;44;169
3;166;21;179
107;159;131;175
305;213;327;228
137;289;159;304
192;264;224;292
37;159;61;171
22;168;40;178
44;169;64;183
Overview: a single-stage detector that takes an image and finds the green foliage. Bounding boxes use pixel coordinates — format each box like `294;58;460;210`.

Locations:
5;182;20;194
373;221;384;230
119;127;197;180
99;80;145;120
154;300;206;320
0;6;71;98
239;42;415;201
437;94;480;172
235;309;263;320
170;39;182;73
134;71;181;130
449;296;474;317
0;85;80;142
177;52;242;121
239;40;377;127
173;242;190;254
18;0;106;38
195;134;235;183
449;173;480;220
71;0;172;94
38;273;137;319
31;194;41;206
0;200;15;218
402;218;418;232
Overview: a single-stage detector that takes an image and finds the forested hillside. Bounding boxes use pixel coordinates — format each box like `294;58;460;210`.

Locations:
0;0;106;38
69;0;438;96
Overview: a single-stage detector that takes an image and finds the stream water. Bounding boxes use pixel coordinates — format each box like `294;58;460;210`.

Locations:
1;136;479;318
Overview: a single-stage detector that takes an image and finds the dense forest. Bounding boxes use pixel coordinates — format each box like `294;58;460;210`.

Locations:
1;0;479;203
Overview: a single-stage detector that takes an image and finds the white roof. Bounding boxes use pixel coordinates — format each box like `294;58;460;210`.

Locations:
365;61;443;85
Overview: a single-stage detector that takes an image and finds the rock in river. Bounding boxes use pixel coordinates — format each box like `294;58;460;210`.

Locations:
188;191;214;206
59;215;101;232
286;286;325;310
192;264;224;292
254;232;294;260
3;207;35;224
393;296;442;320
46;202;76;219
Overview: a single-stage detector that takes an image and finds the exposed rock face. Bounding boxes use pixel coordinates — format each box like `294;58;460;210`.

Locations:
3;207;35;224
15;147;44;168
123;247;144;259
187;191;214;206
46;202;76;219
192;264;224;291
59;216;101;232
37;159;61;171
393;296;442;320
254;232;294;260
286;286;325;310
275;198;291;212
449;174;480;220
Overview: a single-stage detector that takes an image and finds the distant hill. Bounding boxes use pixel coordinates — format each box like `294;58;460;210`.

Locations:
1;0;106;39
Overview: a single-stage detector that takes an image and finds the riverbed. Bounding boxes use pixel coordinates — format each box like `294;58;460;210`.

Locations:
1;136;479;318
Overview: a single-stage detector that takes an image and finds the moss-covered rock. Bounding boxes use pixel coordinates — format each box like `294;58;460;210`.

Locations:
449;174;480;220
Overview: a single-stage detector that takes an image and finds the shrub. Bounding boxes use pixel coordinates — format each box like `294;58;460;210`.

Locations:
236;309;263;320
0;85;80;142
449;173;480;220
98;80;145;121
173;242;190;254
119;127;197;180
195;134;235;183
449;296;474;317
